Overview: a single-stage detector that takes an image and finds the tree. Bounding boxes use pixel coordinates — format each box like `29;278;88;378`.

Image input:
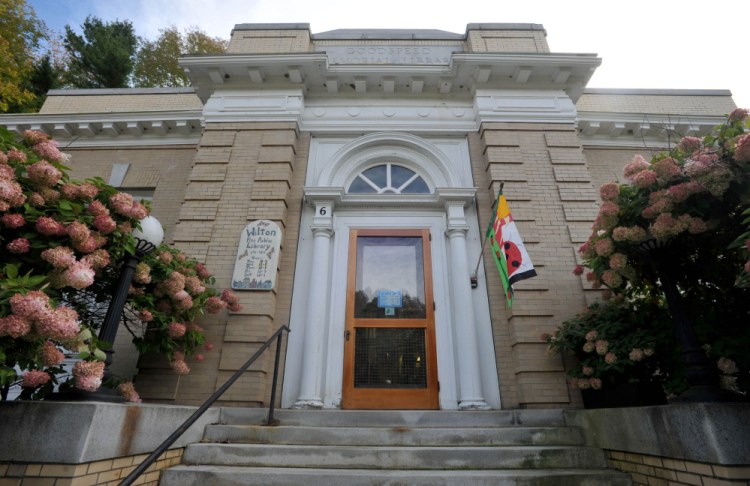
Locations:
133;26;227;87
63;16;137;88
0;0;45;112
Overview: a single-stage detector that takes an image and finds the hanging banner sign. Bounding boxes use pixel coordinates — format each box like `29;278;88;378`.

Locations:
232;220;281;290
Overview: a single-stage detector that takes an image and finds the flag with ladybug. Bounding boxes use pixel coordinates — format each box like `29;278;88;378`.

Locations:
486;190;536;306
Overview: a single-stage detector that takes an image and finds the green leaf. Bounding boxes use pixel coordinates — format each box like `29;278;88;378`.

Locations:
79;351;90;360
4;264;19;279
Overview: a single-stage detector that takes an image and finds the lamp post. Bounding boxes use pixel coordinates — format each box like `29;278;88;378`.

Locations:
97;216;164;388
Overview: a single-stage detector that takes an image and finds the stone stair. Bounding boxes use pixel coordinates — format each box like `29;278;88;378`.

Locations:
159;409;631;485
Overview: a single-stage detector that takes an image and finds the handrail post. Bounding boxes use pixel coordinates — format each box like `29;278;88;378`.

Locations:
264;331;284;426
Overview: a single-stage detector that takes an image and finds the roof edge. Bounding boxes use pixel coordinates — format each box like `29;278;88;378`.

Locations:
46;87;196;96
583;88;733;97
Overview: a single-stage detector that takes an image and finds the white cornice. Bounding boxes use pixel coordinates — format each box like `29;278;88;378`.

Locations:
180;51;601;103
577;111;725;148
0;110;203;147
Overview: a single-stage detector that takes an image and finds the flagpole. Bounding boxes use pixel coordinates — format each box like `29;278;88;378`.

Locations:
471;182;503;288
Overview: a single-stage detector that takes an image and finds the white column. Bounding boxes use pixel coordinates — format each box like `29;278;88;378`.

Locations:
446;202;490;410
294;201;334;408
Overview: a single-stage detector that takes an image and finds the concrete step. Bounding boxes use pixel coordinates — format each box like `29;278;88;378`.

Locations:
218;409;567;427
202;424;586;447
181;443;608;469
161;465;632;486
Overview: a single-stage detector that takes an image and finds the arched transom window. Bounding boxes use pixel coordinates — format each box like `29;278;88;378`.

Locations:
347;163;431;194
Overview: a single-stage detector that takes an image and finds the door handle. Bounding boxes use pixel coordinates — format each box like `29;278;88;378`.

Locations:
345;329;351;341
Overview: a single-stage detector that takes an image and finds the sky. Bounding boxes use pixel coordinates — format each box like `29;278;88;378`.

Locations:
27;0;750;109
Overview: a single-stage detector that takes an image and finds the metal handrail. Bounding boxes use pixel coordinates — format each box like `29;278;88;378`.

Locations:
120;324;290;486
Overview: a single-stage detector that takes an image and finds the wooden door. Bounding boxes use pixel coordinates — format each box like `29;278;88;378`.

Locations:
342;228;439;409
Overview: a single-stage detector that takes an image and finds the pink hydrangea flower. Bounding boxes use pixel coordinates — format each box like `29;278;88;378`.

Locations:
582;366;594;376
572;265;584;276
32;140;63;162
158;251;174;265
632;169;658;188
195;263;211;279
117;382;142;403
595;340;609;356
629;348;645;362
594;238;614;257
0;314;32;338
604;352;618;364
66;221;91;244
35;306;80;341
667;181;704;203
589;378;602;390
1;213;25;228
623;154;650;179
601;270;623;288
35;216;66;236
608;253;627;271
585;330;598;342
63;261;95;289
728;108;749;122
0;178;25;206
22;370;51;388
134;263;152;284
10;291;50;320
717;357;739;375
27;160;63;187
599;182;620;202
221;289;241;312
81;249;110;271
86;200;109;216
582;342;595;353
168;322;187;338
92;214;116;234
170;359;190;375
677;136;702;153
734;133;750;163
184;276;205;295
652;157;681;181
173;291;193;311
22;129;49;145
6;237;30;254
139;310;154;322
643;348;655;357
72;361;105;392
41;341;66;367
6;148;27;163
41;246;77;269
195;354;205;362
578;380;591;390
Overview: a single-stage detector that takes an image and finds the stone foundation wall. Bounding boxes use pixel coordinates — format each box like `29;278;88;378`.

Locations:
565;404;750;486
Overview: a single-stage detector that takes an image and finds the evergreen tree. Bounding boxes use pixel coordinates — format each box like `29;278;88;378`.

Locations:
63;16;137;88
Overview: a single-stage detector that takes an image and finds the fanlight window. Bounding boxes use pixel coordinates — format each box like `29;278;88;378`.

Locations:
347;164;430;194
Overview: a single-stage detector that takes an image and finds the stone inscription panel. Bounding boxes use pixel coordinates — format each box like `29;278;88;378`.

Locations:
318;45;462;65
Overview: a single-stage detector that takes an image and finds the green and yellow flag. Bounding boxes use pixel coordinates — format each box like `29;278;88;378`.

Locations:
486;190;537;307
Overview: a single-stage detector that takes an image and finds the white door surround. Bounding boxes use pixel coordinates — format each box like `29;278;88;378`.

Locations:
282;132;501;410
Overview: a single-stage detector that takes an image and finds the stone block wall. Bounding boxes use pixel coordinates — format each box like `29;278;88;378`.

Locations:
472;122;599;408
135;122;308;407
466;24;549;53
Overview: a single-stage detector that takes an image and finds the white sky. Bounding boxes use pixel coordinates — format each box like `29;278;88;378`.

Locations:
28;0;750;109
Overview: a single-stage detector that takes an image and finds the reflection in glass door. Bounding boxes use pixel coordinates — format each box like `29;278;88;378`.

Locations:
342;229;439;409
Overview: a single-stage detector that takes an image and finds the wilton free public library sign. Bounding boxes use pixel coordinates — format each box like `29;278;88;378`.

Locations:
318;45;462;65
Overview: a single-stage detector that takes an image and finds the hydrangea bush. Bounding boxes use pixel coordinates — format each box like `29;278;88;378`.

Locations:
548;110;750;396
0;128;239;401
